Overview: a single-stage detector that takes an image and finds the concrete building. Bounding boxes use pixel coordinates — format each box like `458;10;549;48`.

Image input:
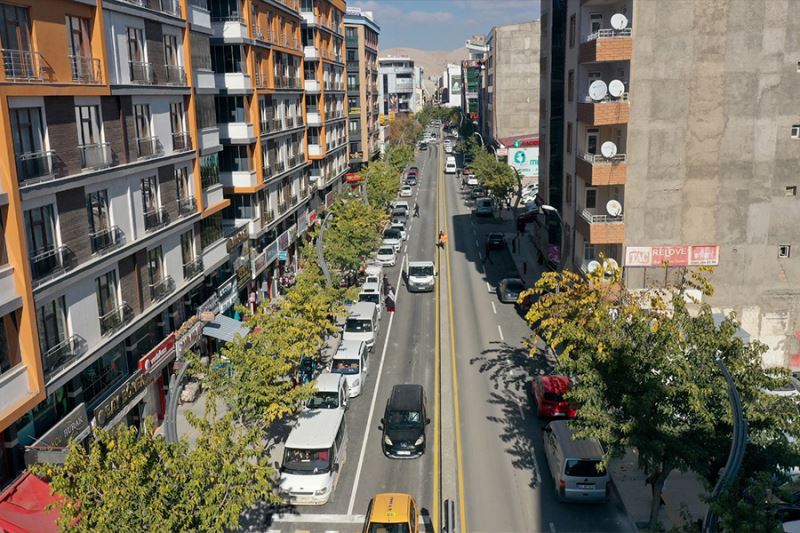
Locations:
378;56;418;117
484;21;541;144
344;6;380;169
461;35;488;126
539;0;800;369
439;63;462;108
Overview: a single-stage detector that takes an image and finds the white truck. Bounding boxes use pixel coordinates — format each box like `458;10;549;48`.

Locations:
405;260;436;293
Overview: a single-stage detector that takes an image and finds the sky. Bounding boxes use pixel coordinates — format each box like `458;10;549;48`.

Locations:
352;0;541;51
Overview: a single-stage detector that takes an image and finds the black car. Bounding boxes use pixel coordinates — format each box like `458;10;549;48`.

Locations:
497;278;525;304
419;142;428;150
471;187;487;199
381;384;429;459
487;233;505;250
405;175;417;186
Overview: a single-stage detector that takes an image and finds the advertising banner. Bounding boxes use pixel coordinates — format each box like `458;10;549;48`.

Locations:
138;333;176;375
624;245;720;267
508;147;539;178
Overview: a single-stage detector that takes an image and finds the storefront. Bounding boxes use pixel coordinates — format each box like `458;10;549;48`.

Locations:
91;369;151;431
23;403;92;468
136;333;177;425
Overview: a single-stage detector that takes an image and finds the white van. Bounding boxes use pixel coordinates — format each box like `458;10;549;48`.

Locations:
365;264;384;286
406;261;436;292
543;420;610;503
343;302;379;350
279;408;347;505
305;372;349;410
358;282;383;321
445;157;457;174
330;339;369;397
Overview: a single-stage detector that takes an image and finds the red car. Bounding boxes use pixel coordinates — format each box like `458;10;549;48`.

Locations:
531;375;576;418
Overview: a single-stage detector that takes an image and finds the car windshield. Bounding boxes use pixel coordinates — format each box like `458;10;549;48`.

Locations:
282;447;332;474
367;524;410;533
378;247;395;256
564;459;605;478
409;266;434;277
345;318;372;333
331;358;360;375
387;410;423;429
307;391;339;409
384;230;401;240
360;293;380;305
506;280;524;292
478;199;491;207
543;392;564;402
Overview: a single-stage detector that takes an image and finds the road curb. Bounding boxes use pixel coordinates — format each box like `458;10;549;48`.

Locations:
610;478;640;532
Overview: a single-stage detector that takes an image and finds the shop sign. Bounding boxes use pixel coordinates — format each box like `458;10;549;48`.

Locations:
508;146;539;178
175;320;204;359
265;240;279;265
226;226;249;252
217;275;239;312
288;223;297;243
278;229;290;251
624;245;720;267
24;403;91;466
297;208;309;234
325;190;336;208
93;370;151;428
138;333;176;375
308;210;318;225
198;294;219;322
252;249;268;276
278;251;288;261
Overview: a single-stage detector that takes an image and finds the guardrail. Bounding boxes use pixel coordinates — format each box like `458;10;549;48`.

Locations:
69;55;101;83
90;226;123;254
580;152;627;164
583;92;629;103
44;335;87;378
149;275;176;302
30;245;72;282
580;208;624;224
164;64;186;85
130;61;155;84
17;150;55;183
1;48;44;81
178;196;196;217
183;256;204;279
144;206;169;231
172;131;192;152
79;142;112;170
585;28;632;41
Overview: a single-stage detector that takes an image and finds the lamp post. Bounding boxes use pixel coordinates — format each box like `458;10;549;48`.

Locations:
539;204;568;271
473;132;484;148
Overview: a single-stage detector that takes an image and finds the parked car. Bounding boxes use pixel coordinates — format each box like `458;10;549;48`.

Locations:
305;372;349;410
376;246;397;266
382;228;403;252
392;200;410;213
405;175;417;186
390;222;407;241
474;197;493;217
400;185;413;198
497;278;525;303
531;375;577;418
543;420;609;503
470;186;487;199
419;142;428;150
487;233;505;250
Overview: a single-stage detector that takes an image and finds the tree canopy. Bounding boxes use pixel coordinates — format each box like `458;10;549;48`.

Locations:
323;194;386;274
365;160;402;210
470;149;518;205
384;143;414;174
416;105;459;128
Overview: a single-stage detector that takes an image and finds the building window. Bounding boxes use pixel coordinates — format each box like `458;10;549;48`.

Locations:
590;13;603;34
778;245;791;258
81;344;127;409
25;204;57;259
0;311;21;375
10;107;48;182
215;95;246;123
141;176;160;214
163;34;180;67
200;212;223;249
126;27;147;78
147;246;164;286
200;154;219;187
566;122;572;154
133;103;152;142
567;70;574;103
95;270;119;318
180;230;195;265
569;14;576;48
175;166;190;200
37;297;68;362
585;187;597;209
349;119;359;133
347;50;356;62
565;173;572;205
190;31;212;70
792;125;800;139
786;186;798;197
210;44;243;74
86;189;111;241
196;95;216;129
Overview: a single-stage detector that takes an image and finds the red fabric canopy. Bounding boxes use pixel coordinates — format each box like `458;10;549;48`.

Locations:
0;472;60;533
498;133;540;148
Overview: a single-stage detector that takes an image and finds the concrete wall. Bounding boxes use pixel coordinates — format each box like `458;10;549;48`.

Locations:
625;0;800;368
491;21;541;140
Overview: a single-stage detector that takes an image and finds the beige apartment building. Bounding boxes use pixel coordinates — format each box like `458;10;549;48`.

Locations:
344;6;380;169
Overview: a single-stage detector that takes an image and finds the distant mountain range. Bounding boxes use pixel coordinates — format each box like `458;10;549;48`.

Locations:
381;47;469;94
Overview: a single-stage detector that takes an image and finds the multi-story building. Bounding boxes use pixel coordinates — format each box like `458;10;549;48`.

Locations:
344;6;380;169
439;63;462;108
461;34;488;126
539;0;800;369
378;56;418;118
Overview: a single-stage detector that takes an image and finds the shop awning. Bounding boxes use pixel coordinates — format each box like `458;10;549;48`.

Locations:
202;314;250;342
0;471;60;533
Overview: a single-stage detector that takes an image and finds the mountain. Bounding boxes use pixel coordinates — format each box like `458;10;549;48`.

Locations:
381;47;468;94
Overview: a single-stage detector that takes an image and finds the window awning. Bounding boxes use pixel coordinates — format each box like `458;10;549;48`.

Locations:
0;471;60;533
202;314;250;342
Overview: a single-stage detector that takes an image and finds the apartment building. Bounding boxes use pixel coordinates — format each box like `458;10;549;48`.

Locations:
439;63;461;108
461;34;488;126
344;6;380;169
378;56;418;117
539;0;800;369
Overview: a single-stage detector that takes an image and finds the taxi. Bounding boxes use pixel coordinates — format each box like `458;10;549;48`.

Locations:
362;492;419;533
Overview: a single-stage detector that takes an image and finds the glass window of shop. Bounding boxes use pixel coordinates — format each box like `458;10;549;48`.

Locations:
0;310;22;375
82;343;128;411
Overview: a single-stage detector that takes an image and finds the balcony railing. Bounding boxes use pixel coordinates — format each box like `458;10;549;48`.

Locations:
580;208;624;224
253;26;275;43
178;196;196;217
278;202;287;214
130;61;155;84
43;335;88;378
137;136;162;159
172;131;192;152
255;72;269;88
16;150;55;184
164;64;187;85
1;49;43;81
30;245;72;283
69;55;101;84
349;106;361;114
90;226;123;254
585;28;632;42
149;275;176;302
144;206;169;231
580;152;627;164
121;0;180;16
183;256;203;279
79;142;112;171
583;92;629;103
290;194;298;205
99;302;134;337
262;210;275;226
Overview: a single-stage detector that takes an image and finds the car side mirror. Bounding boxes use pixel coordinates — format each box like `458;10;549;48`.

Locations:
273;461;281;471
332;463;340;473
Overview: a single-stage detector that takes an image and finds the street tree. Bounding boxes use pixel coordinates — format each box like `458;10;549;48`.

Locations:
32;417;276;532
387;115;422;147
471;150;517;206
524;264;800;530
385;143;414;174
323;195;385;274
416;105;459;127
365;160;402;209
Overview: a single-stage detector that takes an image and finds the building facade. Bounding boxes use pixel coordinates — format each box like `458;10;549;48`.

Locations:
378;56;418;118
439;63;461;108
539;0;800;369
461;35;488;127
344;6;380;169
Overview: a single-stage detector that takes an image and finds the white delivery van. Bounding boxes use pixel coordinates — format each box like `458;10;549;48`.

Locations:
445;156;457;174
543;420;610;503
305;372;349;410
358;282;383;320
364;264;384;293
343;302;379;350
279;408;347;505
405;261;436;292
330;339;369;397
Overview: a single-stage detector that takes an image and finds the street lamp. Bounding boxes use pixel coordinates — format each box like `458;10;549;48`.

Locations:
539;204;568;271
472;132;484;148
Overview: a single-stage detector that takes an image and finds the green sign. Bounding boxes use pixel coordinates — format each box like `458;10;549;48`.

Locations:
513;140;521;148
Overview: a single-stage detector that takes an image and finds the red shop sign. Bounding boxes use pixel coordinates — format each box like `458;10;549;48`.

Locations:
625;245;719;267
138;333;176;374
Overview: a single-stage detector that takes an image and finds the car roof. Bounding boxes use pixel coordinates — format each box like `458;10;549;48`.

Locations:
315;372;343;392
548;420;604;459
335;339;365;359
388;384;424;410
368;493;414;524
361;282;380;292
349;301;377;318
408;260;434;267
377;246;395;253
284;408;345;449
539;375;570;394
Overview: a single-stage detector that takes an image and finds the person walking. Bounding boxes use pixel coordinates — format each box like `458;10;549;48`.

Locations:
386;286;396;313
437;230;448;249
413;203;420;217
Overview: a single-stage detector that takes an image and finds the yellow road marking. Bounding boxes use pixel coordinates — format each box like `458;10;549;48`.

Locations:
432;145;441;533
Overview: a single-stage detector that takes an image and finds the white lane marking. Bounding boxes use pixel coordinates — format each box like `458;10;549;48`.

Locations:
498;325;505;341
491;301;497;314
346;255;406;515
403;243;407;254
550;522;557;533
486;282;492;293
273;514;366;524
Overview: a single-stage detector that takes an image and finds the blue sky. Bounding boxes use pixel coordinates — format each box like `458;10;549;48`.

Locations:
353;0;541;50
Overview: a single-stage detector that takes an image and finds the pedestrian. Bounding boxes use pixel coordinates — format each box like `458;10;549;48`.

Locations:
386;287;396;313
414;203;420;217
437;230;448;249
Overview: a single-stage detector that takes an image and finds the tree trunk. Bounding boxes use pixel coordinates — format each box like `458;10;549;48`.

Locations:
648;470;670;531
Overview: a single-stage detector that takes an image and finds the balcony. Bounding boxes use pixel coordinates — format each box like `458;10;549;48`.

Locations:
308;144;323;157
580;28;632;64
304;79;320;92
349;106;361;115
304;46;320;60
290;194;298;206
144;207;169;231
214;72;251;91
164;64;187;85
306;111;321;126
576;152;627;186
69;55;101;84
178;196;196;217
198;126;220;153
90;226;123;254
576;206;625;245
218;122;256;143
149;275;176;302
0;49;43;82
189;0;211;30
193;68;215;90
211;16;248;40
289;155;304;168
121;0;181;16
172;131;192;152
220;169;258;188
100;302;134;336
79;143;112;171
253;26;275;44
261;209;275;227
130;61;155;84
30;245;73;284
255;72;270;88
183;256;204;279
16;150;55;185
43;335;88;379
137;136;163;159
577;95;630;126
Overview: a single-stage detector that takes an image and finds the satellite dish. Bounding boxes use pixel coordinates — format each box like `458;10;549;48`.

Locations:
587;260;601;273
608;79;625;98
606;200;623;217
610;13;628;30
607;258;619;270
588;80;608;101
601;141;618;158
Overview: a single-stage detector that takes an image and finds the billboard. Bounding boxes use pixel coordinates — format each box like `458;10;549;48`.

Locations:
508;146;539;178
624;245;720;267
450;75;462;96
